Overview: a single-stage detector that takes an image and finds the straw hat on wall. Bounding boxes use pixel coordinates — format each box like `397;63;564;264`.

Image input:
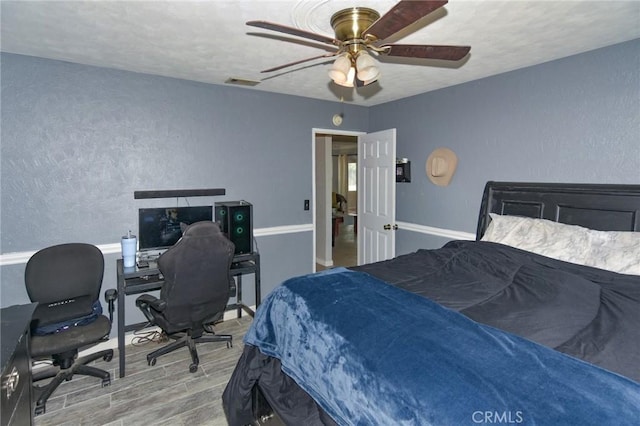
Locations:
426;148;458;186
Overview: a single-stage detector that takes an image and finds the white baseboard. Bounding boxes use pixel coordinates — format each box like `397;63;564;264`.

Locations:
396;221;475;241
315;257;334;267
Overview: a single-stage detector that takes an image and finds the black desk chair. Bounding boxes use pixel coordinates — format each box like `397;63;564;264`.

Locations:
136;221;235;373
25;243;116;416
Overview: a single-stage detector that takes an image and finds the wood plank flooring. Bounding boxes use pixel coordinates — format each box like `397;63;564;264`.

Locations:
34;222;355;425
33;316;252;426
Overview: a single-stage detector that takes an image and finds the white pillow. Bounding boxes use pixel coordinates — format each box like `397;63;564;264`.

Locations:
481;213;640;275
587;230;640;275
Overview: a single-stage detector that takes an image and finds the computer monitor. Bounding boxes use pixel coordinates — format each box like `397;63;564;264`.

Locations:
138;206;213;252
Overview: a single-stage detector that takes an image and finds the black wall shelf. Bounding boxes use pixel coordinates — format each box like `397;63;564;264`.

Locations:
134;188;226;199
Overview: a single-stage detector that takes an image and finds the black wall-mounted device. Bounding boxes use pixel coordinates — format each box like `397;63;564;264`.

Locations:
396;159;411;183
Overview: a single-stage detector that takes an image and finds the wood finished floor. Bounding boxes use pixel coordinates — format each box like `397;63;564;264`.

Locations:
34;223;355;425
33;316;253;426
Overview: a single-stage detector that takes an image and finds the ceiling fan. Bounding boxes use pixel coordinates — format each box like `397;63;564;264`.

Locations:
247;0;470;88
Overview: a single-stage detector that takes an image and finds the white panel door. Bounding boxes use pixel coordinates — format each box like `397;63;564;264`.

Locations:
357;129;396;265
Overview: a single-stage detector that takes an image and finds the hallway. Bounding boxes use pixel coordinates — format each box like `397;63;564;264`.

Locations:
317;215;356;271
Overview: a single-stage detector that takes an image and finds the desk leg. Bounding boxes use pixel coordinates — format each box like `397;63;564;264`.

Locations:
255;255;261;307
117;273;126;378
236;275;242;318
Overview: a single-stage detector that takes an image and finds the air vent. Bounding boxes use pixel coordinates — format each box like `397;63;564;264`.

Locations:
225;77;260;87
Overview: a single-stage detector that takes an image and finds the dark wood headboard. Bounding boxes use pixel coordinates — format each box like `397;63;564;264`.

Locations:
476;182;640;240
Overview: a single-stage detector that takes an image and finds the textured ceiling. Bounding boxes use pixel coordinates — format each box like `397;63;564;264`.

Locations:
2;1;639;106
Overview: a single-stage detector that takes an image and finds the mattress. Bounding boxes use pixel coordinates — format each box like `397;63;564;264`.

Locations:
223;242;640;425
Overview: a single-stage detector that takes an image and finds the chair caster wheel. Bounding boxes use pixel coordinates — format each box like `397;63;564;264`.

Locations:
102;377;111;387
227;341;232;349
104;353;113;362
189;364;198;373
149;358;157;366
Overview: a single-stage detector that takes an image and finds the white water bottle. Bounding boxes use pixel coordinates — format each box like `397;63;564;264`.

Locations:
121;230;137;268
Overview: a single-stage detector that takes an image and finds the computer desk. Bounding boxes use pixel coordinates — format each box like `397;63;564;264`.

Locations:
115;252;260;378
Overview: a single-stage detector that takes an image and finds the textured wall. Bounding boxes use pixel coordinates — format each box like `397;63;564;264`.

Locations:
1;54;370;251
0;53;368;310
369;39;640;254
2;39;639;310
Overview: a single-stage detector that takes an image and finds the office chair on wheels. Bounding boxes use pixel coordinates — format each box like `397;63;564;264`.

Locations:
136;221;236;373
25;243;115;416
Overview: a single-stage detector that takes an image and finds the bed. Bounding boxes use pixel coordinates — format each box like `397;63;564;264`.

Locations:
223;182;640;425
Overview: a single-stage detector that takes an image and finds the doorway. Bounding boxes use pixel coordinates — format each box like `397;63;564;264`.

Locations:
313;128;396;271
314;130;361;270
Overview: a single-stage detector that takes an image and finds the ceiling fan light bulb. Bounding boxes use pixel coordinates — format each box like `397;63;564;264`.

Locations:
357;65;380;82
328;69;348;84
345;67;356;87
329;54;353;84
332;65;356;87
356;51;380;82
356;51;375;69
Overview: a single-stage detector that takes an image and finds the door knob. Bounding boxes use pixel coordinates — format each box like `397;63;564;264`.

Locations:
383;224;399;231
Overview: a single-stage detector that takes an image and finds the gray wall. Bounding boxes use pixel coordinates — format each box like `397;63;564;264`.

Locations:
0;53;369;323
2;39;639;319
369;39;640;255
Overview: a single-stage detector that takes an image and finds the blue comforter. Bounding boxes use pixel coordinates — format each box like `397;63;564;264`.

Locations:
244;268;640;425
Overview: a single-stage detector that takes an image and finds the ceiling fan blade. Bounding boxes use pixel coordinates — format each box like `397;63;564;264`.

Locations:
382;44;470;61
364;0;448;42
261;53;338;73
247;20;340;46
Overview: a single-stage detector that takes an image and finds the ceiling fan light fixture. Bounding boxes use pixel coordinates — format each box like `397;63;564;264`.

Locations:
248;2;470;93
334;66;356;87
360;75;379;86
328;54;352;85
355;51;380;82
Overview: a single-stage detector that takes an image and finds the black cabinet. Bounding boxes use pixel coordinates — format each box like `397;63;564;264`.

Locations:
1;304;36;426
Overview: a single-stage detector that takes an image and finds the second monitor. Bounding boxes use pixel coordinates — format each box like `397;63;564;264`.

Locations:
215;201;253;255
